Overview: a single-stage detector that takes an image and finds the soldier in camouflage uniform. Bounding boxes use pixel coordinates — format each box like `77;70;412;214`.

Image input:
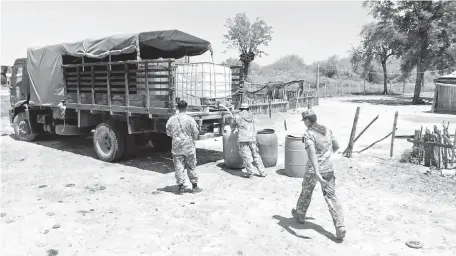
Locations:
231;103;266;178
291;109;346;241
166;100;202;194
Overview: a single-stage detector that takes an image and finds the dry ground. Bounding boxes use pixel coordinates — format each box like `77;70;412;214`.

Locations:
1;93;456;256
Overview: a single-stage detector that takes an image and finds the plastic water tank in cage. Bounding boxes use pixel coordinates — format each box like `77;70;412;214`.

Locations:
175;63;232;106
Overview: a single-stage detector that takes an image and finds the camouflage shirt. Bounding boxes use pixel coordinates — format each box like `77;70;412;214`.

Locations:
166;113;199;155
302;124;336;173
232;110;257;142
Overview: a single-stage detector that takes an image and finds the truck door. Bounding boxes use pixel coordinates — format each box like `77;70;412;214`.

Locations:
10;59;29;106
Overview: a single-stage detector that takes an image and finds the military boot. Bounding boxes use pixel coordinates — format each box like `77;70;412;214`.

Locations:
291;208;306;224
176;184;185;195
192;183;203;193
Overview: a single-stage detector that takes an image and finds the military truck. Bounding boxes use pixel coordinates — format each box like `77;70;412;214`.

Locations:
8;30;239;162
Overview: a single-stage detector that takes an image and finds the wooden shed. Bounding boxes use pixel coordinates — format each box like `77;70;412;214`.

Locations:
432;72;456;114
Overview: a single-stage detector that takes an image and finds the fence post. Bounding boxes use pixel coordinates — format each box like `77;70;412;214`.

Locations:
294;88;298;111
325;83;327;97
344;106;361;158
316;65;320;99
402;82;406;94
307;93;312;109
390;111;399;157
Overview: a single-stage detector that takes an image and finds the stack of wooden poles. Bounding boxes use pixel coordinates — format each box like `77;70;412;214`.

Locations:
407;122;456;169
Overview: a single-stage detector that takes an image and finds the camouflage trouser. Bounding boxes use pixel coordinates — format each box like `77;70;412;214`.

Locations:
238;141;265;176
295;171;345;229
173;153;198;185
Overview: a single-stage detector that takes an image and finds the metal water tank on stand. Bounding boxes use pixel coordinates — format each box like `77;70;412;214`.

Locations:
256;129;278;167
285;134;309;177
223;125;244;169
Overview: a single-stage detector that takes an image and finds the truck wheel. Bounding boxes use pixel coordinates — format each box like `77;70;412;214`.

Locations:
151;134;172;152
93;122;125;162
13;112;37;141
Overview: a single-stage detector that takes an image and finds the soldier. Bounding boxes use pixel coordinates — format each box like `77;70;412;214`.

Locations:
231;103;266;178
291;109;346;241
166;100;202;195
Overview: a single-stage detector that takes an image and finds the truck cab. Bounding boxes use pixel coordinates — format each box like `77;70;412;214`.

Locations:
9;58;30;107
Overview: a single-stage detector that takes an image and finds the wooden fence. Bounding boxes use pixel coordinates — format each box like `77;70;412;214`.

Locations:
240;79;319;115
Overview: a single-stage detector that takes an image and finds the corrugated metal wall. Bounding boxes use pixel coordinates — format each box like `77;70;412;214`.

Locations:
435;83;456;113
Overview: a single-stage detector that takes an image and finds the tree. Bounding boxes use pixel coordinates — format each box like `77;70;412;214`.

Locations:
353;22;404;94
364;0;456;104
223;13;273;80
220;57;242;67
320;55;339;78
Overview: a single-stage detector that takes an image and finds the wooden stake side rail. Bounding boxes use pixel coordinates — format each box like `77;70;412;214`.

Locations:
65;102;233;121
65;103;170;115
62;58;176;68
64;59;175;109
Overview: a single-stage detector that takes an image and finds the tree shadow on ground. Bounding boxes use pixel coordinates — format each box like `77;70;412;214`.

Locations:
29;135;223;174
272;215;341;243
341;95;433;106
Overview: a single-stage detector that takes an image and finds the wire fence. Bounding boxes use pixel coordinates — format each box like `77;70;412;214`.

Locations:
318;79;436;98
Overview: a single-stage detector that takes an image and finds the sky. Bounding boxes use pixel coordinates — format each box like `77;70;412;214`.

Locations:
0;0;373;67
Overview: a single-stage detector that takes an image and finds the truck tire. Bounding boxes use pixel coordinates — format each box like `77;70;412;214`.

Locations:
93;122;125;162
13;112;37;142
151;134;172;152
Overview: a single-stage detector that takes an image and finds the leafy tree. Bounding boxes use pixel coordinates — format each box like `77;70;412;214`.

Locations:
350;49;383;84
364;0;456;104
223;13;273;80
221;58;260;76
220;57;242;67
353;22;405;94
271;54;306;70
320;55;339;78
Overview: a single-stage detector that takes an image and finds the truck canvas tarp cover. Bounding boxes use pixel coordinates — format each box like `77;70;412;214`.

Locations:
26;30;213;106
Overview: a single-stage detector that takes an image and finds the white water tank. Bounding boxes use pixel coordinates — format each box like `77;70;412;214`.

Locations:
175;63;232;106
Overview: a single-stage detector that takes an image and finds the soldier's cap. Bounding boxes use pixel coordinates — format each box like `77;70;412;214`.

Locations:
301;109;316;121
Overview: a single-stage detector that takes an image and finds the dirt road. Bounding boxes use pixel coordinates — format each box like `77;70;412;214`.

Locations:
1;94;455;256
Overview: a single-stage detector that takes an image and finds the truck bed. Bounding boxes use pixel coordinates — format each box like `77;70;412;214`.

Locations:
63;59;177;115
62;59;235;126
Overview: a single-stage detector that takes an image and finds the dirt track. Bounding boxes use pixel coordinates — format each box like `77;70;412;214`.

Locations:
1;94;456;256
